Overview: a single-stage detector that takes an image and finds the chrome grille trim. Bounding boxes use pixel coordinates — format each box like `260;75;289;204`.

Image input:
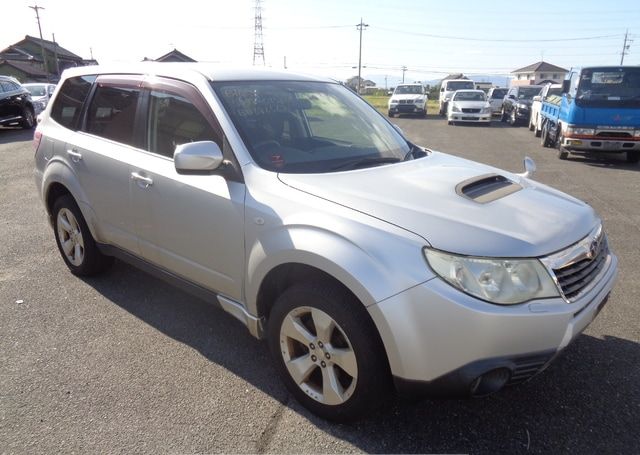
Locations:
540;224;610;303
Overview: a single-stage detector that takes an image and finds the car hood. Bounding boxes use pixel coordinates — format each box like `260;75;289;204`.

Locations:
278;152;598;257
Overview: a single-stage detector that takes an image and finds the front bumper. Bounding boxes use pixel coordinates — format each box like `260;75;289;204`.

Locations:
448;112;491;123
389;104;426;114
368;250;618;397
562;137;640;153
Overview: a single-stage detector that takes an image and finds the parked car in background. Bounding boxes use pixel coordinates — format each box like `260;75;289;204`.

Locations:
529;83;562;137
23;83;56;114
388;84;427;117
35;64;618;422
0;75;35;129
439;79;475;116
501;85;543;126
447;89;492;125
487;87;508;116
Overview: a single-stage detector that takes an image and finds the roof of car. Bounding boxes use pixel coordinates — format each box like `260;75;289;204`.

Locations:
60;63;334;84
454;89;485;93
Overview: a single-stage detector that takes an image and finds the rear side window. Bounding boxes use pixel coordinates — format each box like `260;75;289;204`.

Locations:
147;90;219;158
50;75;96;130
86;84;141;147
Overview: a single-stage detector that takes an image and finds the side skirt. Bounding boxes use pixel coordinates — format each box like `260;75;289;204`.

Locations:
96;243;264;338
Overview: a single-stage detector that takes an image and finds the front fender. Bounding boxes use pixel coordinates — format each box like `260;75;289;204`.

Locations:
245;222;432;317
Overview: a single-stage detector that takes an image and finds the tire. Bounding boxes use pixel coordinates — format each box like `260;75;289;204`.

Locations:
557;134;569;160
267;281;391;422
448;120;454;125
387;111;394;118
20;106;35;129
540;121;552;148
627;151;640;164
528;116;535;131
500;108;507;122
421;109;427;118
534;120;542;137
439;102;447;117
52;195;113;276
509;109;517;126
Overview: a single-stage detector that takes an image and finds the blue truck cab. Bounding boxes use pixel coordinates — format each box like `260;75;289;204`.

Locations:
539;66;640;163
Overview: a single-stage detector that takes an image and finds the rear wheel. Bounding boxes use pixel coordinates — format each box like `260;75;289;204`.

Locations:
52;195;113;276
268;281;391;422
540;121;552;148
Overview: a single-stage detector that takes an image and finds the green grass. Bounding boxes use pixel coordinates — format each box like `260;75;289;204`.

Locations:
363;95;439;115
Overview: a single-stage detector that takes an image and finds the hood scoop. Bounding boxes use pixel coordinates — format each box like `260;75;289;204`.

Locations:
456;173;522;203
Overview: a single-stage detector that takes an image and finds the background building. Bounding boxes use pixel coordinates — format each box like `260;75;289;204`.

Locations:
511;61;568;87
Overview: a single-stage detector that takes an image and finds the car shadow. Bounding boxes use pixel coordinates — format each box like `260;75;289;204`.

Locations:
81;261;639;453
0;127;33;144
566;154;640;172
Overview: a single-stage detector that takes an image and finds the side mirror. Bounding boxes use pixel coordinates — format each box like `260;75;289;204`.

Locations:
440;87;444;92
174;141;224;174
517;156;536;179
562;80;570;94
508;94;516;99
533;95;542;102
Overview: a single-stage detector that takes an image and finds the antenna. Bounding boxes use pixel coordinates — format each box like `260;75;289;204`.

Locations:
253;0;265;66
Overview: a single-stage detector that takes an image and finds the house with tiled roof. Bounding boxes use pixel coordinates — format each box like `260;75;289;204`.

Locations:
143;49;197;63
0;35;95;82
511;61;568;87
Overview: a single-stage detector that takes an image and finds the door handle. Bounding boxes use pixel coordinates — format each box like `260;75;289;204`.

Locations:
67;149;82;162
131;172;153;188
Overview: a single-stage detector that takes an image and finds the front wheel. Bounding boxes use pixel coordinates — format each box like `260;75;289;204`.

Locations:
52;195;113;276
528;116;535;131
627;151;640;164
268;282;391;422
387;111;394;118
509;109;517;126
20;107;35;129
557;134;569;159
500;108;507;122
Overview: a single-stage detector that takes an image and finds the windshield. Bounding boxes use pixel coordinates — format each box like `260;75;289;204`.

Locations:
213;81;411;173
453;91;486;101
446;81;475;91
490;88;507;99
547;87;562;97
576;67;640;107
394;85;423;95
518;87;542;99
25;85;47;96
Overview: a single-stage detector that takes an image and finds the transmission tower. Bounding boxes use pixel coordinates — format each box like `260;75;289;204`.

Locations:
253;0;265;66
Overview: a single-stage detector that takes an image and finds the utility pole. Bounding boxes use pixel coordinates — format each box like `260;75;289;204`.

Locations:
28;3;50;82
356;18;368;94
620;29;632;65
253;0;265;66
401;66;408;83
283;55;287;69
384;75;388;90
52;33;60;76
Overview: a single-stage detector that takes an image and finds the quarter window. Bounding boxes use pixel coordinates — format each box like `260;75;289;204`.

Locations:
85;84;141;146
147;90;218;158
50;75;96;130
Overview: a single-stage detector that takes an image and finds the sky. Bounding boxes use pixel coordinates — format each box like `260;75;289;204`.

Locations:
3;0;640;87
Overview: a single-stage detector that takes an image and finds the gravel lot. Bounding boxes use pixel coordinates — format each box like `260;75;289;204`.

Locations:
1;117;639;454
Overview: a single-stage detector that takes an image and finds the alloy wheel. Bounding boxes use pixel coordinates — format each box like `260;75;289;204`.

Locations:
56;208;84;266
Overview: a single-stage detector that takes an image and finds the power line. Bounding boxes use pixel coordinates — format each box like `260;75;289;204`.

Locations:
252;0;265;66
374;26;623;42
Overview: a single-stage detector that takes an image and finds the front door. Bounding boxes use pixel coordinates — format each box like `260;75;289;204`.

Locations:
129;79;245;301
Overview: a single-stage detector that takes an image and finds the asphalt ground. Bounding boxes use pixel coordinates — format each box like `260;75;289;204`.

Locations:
1;116;639;454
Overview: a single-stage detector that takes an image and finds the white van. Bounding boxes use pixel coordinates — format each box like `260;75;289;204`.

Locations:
439;79;476;116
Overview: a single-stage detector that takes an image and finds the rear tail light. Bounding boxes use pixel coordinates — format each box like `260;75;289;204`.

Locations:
33;129;42;153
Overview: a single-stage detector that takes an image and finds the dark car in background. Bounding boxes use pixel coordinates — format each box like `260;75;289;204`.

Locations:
0;75;36;129
501;85;542;126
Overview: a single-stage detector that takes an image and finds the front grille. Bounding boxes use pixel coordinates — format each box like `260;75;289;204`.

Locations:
462;108;481;113
596;131;632;138
553;237;608;301
399;99;413;104
507;354;552;386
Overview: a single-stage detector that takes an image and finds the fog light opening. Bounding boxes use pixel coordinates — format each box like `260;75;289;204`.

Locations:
471;368;511;397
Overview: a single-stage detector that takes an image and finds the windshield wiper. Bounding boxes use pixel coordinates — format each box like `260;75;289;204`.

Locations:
330;156;401;171
402;145;428;161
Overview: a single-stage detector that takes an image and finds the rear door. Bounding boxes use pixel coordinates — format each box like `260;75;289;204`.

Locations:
129;77;246;300
65;75;144;254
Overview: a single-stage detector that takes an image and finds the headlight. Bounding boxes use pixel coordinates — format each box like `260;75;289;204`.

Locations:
566;126;595;136
389;99;399;105
414;98;425;104
517;103;529;109
482;107;492;114
424;248;559;305
451;104;461;112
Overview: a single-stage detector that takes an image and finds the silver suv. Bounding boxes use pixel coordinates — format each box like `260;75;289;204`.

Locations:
34;64;618;421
